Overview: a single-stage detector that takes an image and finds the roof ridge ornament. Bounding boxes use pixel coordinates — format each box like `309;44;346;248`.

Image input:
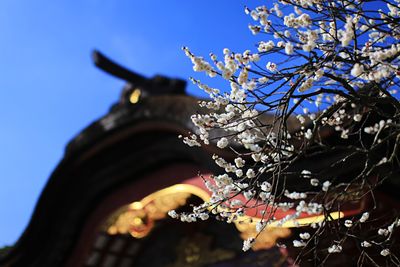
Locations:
92;50;186;105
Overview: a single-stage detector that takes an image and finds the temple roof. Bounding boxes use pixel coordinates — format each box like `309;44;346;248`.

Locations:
1;51;399;267
0;51;234;267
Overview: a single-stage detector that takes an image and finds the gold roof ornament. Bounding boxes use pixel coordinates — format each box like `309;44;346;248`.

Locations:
104;182;347;250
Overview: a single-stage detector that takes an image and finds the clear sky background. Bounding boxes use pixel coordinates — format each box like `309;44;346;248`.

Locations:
0;0;266;246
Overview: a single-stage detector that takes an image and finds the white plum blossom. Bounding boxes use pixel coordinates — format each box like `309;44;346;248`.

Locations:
328;244;342;253
359;212;369;223
285;190;307;199
235;169;243;177
361;241;372;248
322;181;331;192
310;179;319;186
293;240;307;247
378;157;388;165
230;199;243;207
378;228;389;236
258;41;275;52
351;63;364;77
181;134;201;147
299;232;311;240
381;249;390;257
258;76;269;83
246;168;256;178
266;62;277;72
256;221;267;233
353;114;362;122
242;237;255;251
168;210;179;219
341;16;354;46
261;181;272;192
344;220;353;228
244;190;255;200
217;137;229;148
304;129;313;139
284;13;312;28
179;1;400;263
198;213;209;220
285;42;294;55
298;79;313;92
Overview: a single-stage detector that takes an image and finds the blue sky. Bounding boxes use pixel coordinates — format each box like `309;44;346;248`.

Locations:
0;0;264;246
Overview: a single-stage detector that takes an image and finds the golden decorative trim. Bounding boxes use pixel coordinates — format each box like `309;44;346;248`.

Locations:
106;183;343;249
129;88;141;104
106;184;209;238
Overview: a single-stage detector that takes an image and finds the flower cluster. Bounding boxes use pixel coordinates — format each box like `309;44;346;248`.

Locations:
175;0;400;265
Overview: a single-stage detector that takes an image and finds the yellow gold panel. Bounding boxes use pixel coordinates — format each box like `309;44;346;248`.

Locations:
105;183;342;249
129;88;141;104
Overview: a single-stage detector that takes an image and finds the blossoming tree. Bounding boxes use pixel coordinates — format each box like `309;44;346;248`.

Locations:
175;0;400;265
